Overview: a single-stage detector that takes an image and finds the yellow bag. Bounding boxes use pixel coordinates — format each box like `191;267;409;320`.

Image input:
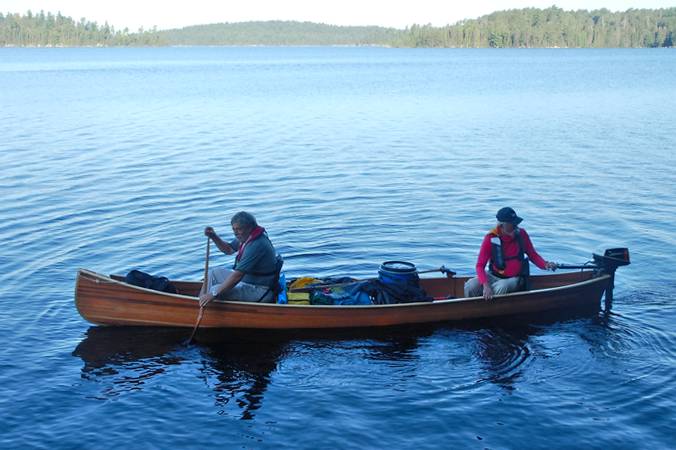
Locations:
289;277;321;290
287;277;320;305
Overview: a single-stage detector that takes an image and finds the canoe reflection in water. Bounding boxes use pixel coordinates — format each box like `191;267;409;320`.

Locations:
472;306;614;391
473;326;533;391
73;307;607;417
72;327;288;419
72;327;187;391
200;339;288;419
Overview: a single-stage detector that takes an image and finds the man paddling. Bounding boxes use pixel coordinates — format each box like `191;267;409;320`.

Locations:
464;207;557;300
199;211;278;306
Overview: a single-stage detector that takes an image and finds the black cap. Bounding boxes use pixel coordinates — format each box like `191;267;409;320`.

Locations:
496;207;523;225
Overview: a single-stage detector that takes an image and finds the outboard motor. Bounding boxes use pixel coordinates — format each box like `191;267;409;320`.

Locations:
557;248;630;310
592;248;631;272
593;248;630;308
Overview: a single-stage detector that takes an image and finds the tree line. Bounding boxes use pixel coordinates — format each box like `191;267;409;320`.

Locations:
399;7;675;48
1;7;674;48
0;10;161;46
156;21;400;46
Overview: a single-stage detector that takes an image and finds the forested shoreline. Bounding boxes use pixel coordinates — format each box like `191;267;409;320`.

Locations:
0;11;161;46
1;6;674;48
404;7;675;48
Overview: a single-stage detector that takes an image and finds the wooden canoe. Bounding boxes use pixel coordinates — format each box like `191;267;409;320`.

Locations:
75;268;612;330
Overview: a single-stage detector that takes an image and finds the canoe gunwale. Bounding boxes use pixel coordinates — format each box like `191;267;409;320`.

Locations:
78;268;198;301
76;267;608;309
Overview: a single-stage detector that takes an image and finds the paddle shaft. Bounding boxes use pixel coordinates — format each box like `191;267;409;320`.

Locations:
203;236;210;281
555;263;597;270
187;237;210;344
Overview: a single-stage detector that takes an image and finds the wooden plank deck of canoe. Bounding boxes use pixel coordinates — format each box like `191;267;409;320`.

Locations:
74;269;609;330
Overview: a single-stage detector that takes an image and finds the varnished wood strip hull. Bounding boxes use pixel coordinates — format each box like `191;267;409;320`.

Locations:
75;269;608;329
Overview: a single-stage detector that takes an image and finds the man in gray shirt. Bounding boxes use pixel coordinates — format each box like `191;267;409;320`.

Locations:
199;211;278;305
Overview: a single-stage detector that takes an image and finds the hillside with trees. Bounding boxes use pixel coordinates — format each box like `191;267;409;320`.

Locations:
0;10;161;46
1;7;674;48
399;7;676;48
157;21;400;46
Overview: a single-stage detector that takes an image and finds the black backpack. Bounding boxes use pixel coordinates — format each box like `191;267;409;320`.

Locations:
125;269;178;294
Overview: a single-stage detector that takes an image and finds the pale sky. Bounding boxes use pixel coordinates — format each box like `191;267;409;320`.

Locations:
1;0;674;31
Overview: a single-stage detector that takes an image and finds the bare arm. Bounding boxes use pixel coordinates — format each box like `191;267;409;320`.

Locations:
521;230;557;270
204;226;235;255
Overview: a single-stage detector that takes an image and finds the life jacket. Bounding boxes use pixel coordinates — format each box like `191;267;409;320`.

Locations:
235;226;266;262
231;226;284;301
233;226;276;278
489;227;527;279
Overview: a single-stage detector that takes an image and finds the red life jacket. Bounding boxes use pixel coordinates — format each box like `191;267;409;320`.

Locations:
235;226;265;262
489;227;527;278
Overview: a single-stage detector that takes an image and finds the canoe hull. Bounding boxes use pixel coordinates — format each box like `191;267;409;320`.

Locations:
75;269;609;329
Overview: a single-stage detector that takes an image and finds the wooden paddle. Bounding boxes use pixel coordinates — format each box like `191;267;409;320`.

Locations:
288;266;455;293
186;237;210;344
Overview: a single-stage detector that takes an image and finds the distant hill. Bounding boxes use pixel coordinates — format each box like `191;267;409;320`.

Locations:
2;7;675;48
157;21;400;46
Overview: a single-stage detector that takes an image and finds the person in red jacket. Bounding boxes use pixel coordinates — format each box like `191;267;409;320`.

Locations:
464;207;557;300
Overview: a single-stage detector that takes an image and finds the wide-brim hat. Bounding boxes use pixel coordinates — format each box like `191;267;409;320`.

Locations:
496;207;523;225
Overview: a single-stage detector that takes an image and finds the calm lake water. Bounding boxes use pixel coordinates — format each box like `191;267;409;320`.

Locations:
1;47;675;449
